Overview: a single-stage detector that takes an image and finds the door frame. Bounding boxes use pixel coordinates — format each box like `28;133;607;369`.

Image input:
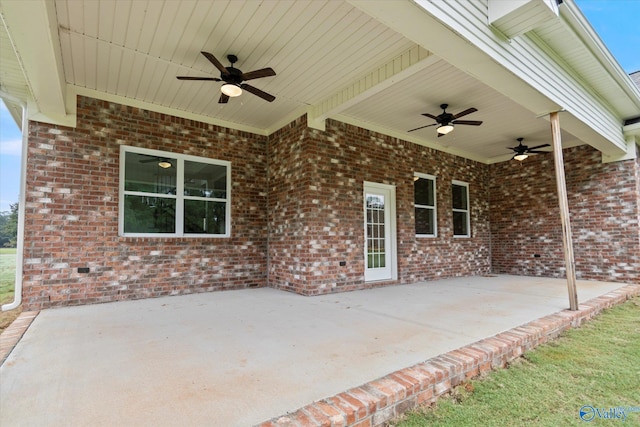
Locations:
363;181;398;282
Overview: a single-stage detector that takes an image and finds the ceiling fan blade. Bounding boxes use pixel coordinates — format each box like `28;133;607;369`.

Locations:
421;113;439;120
407;123;437;132
241;84;276;102
452;120;483;126
527;150;550;154
218;93;229;104
453;107;477;119
201;51;229;75
528;144;551;150
177;76;221;81
242;67;276;81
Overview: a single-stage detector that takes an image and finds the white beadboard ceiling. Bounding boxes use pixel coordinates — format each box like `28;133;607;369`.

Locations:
1;0;635;163
55;0;415;131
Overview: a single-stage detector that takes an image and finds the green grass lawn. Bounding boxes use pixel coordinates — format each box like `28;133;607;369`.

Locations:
395;297;640;426
0;248;21;332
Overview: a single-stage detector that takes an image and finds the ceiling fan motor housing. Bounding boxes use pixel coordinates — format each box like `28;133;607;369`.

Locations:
438;113;454;124
223;67;243;84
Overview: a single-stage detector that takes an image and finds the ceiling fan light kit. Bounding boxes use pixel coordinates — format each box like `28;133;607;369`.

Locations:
221;83;242;97
437;124;454;135
513;153;528;161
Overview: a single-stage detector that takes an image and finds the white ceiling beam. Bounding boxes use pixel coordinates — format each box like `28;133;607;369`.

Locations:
307;45;435;131
0;0;67;119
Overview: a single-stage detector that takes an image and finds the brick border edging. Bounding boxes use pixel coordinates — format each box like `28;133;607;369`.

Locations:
0;311;39;366
258;285;640;427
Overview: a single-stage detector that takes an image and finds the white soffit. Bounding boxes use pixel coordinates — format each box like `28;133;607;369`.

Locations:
0;15;28;123
0;0;67;120
488;0;559;39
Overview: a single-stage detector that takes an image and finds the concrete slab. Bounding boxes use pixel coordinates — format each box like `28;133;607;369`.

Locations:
0;275;628;426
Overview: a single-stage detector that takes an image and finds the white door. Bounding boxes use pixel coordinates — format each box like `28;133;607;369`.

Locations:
364;182;397;282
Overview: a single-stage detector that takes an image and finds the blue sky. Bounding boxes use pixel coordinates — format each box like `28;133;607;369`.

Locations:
0;101;22;212
575;0;640;73
0;0;639;213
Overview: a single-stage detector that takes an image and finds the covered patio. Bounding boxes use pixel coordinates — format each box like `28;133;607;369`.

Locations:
1;1;639;424
1;275;637;426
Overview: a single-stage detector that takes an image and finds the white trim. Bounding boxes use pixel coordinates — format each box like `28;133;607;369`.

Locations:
414;172;437;238
601;137;638;164
119;145;231;238
560;0;640;111
363;181;397;282
452;180;470;238
0;0;67;117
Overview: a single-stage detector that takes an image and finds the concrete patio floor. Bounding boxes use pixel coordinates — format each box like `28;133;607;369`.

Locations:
0;275;632;426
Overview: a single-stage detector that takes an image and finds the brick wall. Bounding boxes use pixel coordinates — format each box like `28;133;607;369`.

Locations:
268;117;491;295
25;95;636;309
267;116;315;294
489;145;640;284
22;96;268;310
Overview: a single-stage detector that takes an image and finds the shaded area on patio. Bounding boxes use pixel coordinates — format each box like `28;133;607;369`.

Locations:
0;275;632;426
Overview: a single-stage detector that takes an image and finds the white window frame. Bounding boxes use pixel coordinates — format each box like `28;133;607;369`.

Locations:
414;173;437;238
119;145;231;238
452;180;470;238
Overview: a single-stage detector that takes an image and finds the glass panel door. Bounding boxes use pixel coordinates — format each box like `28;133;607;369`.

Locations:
364;182;396;282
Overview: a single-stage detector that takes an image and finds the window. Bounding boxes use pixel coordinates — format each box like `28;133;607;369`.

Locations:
452;181;470;237
414;173;437;237
119;146;231;237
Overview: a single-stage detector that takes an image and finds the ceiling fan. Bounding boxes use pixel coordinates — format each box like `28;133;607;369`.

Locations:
177;52;276;103
408;104;482;136
508;138;551;161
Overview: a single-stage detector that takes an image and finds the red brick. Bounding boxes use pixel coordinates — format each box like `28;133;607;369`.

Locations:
490;145;640;285
334;392;368;420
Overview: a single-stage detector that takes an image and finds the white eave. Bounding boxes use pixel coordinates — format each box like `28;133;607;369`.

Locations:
0;0;73;126
554;0;640;119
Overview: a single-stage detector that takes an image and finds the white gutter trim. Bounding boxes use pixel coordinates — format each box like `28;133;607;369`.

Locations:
0;91;27;311
561;0;640;110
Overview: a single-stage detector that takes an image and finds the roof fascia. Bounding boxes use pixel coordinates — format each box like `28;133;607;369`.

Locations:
561;0;640;112
0;0;68;118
